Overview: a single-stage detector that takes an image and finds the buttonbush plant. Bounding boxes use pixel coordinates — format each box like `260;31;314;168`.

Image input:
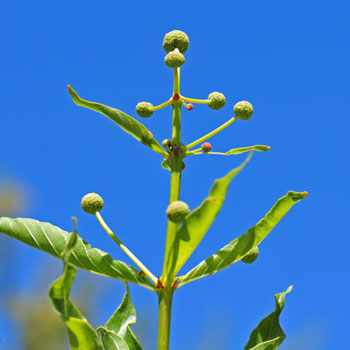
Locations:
0;30;308;350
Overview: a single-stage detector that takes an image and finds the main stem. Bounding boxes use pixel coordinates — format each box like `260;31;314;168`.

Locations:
157;290;174;350
158;67;182;350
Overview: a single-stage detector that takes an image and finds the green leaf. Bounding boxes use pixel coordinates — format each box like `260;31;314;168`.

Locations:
225;145;270;155
97;283;142;350
178;191;308;287
161;158;171;171
247;338;281;350
49;264;103;350
67;85;167;157
0;217;155;291
244;286;293;350
164;153;252;279
98;328;129;350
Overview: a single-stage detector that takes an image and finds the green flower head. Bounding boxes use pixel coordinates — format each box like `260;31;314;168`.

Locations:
234;101;253;120
136;102;154;118
163;30;190;54
208;92;226;110
81;193;104;214
165;50;185;68
166;200;190;223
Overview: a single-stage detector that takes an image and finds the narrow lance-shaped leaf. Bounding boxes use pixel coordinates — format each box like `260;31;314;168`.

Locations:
49;264;103;350
67;85;167;157
178;191;308;287
164;153;252;279
97;283;142;350
188;145;270;156
0;217;155;291
244;286;293;350
225;145;270;155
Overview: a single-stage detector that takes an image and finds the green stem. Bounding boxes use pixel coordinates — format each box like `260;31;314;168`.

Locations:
157;289;174;350
95;212;158;285
182;96;210;104
185;147;202;155
158;67;182;350
161;68;182;286
185;115;239;150
152;99;172;111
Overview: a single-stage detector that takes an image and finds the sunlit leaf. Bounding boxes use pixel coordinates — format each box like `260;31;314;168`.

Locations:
225;145;270;155
0;217;155;291
49;264;103;350
163;153;252;279
178;191;307;287
244;286;293;350
68;85;167;157
97;283;142;350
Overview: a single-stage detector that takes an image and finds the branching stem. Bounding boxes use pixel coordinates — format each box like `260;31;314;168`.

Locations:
152;100;172;111
182;96;210;104
95;212;158;285
185;115;239;150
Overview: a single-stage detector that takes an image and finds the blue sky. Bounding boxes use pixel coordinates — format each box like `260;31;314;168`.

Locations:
1;1;349;349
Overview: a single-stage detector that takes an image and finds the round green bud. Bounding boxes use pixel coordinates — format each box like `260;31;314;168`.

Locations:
166;200;190;223
164;50;185;68
234;101;253;120
162;139;172;148
81;193;104;214
242;246;259;264
163;30;189;54
136;102;154;118
208;92;226;110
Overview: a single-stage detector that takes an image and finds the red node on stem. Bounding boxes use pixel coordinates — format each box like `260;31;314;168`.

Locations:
187;103;194;111
172;93;180;101
157;278;165;289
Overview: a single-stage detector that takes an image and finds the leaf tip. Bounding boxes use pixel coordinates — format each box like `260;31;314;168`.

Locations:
286;285;293;293
288;191;308;201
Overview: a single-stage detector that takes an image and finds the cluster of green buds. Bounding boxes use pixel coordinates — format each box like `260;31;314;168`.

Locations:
135;30;250;118
73;29;263;292
134;30;255;163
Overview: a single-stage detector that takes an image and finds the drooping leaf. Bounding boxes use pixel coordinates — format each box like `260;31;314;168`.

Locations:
49;264;103;350
97;283;142;350
244;286;293;350
163;153;252;279
178;191;307;287
67;85;167;157
225;145;270;155
0;217;155;291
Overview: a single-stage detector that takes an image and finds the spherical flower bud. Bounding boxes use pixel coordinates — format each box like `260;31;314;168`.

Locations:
201;142;212;152
187;103;194;111
165;50;185;68
234;101;253;120
136;102;154;118
81;193;104;214
166;200;190;223
163;30;189;54
208;92;226;110
242;246;259;264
